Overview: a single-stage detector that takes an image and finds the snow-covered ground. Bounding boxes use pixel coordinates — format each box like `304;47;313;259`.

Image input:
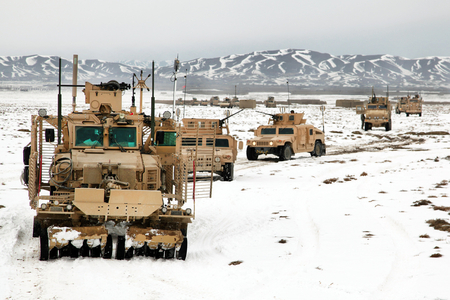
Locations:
1;89;450;300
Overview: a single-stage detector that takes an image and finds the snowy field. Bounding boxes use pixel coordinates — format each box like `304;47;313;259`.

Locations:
1;89;450;300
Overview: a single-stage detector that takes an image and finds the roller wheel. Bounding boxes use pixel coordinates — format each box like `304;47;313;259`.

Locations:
91;244;102;258
103;235;113;259
32;218;41;238
125;247;134;259
177;237;188;260
165;248;175;259
279;144;292;161
39;227;49;261
80;240;90;257
116;236;126;260
246;146;258;161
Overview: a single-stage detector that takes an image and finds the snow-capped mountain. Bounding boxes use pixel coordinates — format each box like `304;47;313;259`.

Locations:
1;49;449;91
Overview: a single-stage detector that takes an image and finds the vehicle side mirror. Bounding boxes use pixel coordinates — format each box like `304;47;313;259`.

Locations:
45;128;55;142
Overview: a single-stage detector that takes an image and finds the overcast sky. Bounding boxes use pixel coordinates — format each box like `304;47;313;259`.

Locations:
2;0;450;64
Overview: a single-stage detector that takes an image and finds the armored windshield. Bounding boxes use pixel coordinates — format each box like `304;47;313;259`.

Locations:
261;128;276;135
206;138;229;147
279;128;294;134
109;127;137;147
155;131;177;146
75;126;103;146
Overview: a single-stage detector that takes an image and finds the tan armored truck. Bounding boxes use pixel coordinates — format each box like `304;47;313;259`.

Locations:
246;112;326;161
396;94;422;116
264;96;276;108
24;80;197;261
356;91;392;131
179;117;239;181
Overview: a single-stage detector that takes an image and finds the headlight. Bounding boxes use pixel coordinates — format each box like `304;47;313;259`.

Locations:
185;208;192;215
252;141;256;146
66;204;73;211
40;203;47;210
215;157;221;163
54;200;59;206
161;207;168;214
269;141;273;146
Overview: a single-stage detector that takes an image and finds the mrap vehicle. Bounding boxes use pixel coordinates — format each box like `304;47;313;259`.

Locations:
23;79;198;261
356;89;392;131
179;118;240;181
246;112;326;161
395;94;423;117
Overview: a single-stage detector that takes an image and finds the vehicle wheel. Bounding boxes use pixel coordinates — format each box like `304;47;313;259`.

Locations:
103;234;113;259
364;122;370;131
116;236;126;260
280;144;292;161
406;113;409;117
32;218;41;238
246;146;258;161
419;113;422;117
385;121;391;131
223;163;234;181
177;237;188;260
39;227;49;261
312;141;323;157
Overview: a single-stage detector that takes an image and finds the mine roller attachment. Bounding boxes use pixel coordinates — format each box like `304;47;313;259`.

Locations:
123;227;186;260
40;226;108;260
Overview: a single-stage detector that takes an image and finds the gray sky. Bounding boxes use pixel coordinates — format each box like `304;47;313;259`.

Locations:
2;0;450;63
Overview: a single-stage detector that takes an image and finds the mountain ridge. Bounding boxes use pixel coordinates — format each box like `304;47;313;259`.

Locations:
1;49;449;92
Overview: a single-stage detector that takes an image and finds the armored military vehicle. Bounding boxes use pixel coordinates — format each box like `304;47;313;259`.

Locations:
180;116;240;181
395;96;408;114
264;96;276;108
396;94;422;116
246;112;326;161
356;89;392;131
24;79;197;261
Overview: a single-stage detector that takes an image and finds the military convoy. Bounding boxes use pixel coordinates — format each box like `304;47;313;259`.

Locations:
356;90;392;131
24;79;196;260
395;94;423;116
246;112;326;161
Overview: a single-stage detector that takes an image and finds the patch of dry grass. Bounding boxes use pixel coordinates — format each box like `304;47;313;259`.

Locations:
426;219;450;232
323;178;339;184
412;200;432;206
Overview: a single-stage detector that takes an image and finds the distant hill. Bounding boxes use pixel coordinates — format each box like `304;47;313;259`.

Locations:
1;49;449;93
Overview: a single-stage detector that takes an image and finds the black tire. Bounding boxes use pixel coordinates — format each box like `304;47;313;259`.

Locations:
80;240;90;257
406;113;409;117
165;248;175;259
177;237;188;260
385;121;391;131
32;218;41;238
39;227;49;261
311;141;323;157
246;146;258;160
116;236;126;260
419;113;422;117
103;234;113;259
279;144;292;161
223;163;234;181
364;122;370;131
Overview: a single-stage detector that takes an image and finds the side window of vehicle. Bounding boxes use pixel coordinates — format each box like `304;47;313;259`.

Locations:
309;129;313;135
